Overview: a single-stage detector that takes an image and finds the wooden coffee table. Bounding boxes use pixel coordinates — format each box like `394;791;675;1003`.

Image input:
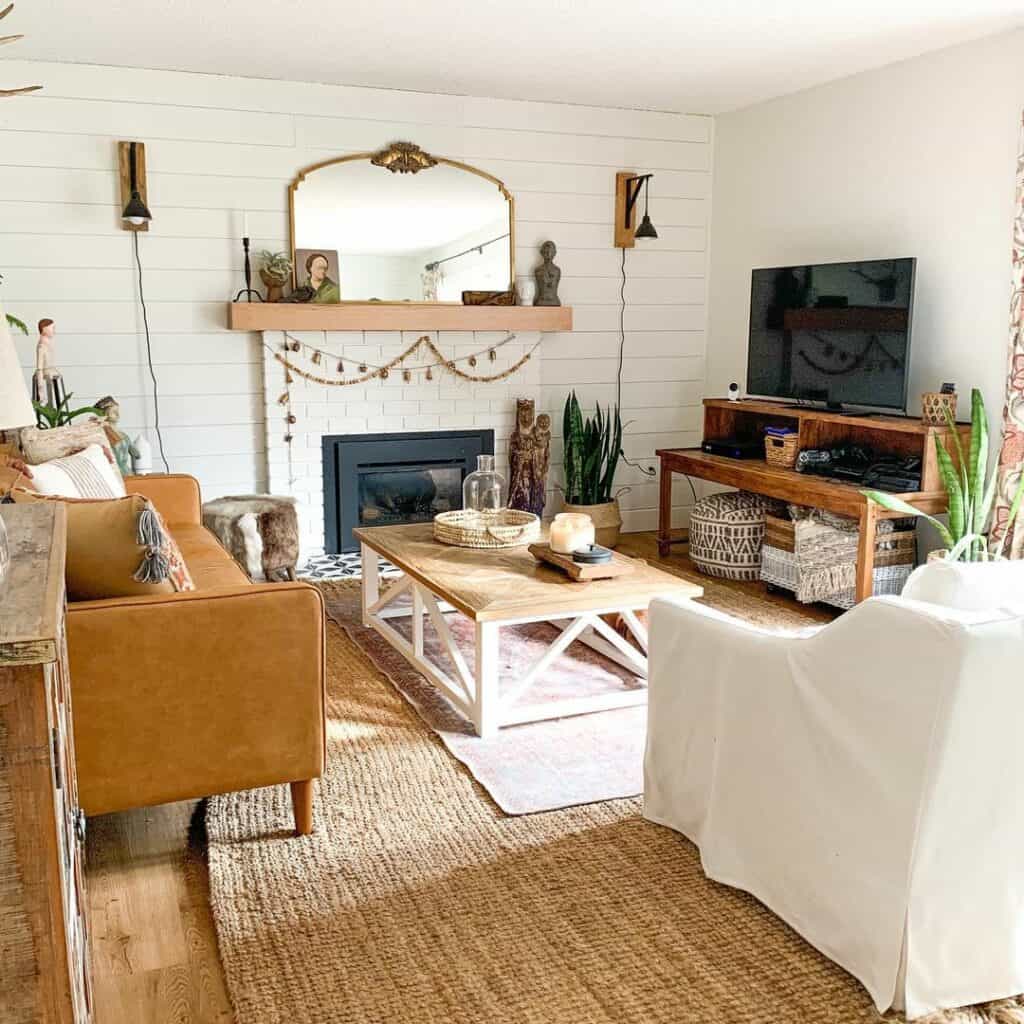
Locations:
354;523;702;737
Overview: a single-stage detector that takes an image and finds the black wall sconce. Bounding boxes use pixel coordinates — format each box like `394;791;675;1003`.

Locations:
614;171;658;248
118;141;152;231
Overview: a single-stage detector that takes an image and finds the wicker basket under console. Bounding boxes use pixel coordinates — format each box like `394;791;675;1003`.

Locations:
433;508;541;549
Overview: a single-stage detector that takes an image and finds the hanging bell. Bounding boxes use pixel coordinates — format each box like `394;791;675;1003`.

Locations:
359;364;368;373
285;370;294;384
287;413;297;425
277;392;289;406
289;340;300;352
426;367;433;381
469;355;477;367
488;349;496;362
337;360;345;373
311;351;322;365
403;369;412;382
284;434;294;443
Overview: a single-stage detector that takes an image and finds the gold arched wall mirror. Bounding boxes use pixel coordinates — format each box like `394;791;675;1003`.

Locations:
289;143;515;304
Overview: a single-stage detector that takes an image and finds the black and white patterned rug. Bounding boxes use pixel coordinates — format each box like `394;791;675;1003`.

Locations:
298;553;401;581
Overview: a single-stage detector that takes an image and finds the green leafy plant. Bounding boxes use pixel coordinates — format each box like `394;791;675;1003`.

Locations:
256;250;293;283
6;312;27;334
32;392;103;429
562;390;623;505
862;387;1024;562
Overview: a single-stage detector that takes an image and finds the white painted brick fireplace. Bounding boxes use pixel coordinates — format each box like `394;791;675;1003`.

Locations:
262;330;542;557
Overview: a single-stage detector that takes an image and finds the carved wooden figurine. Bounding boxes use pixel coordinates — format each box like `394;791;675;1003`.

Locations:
508;398;552;518
31;318;66;410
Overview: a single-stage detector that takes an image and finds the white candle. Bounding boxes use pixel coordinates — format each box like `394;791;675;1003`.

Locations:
242;212;250;239
549;512;595;554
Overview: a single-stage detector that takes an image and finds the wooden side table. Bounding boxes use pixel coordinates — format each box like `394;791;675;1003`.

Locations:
1;502;92;1022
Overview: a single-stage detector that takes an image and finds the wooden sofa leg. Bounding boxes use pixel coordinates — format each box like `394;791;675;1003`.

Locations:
290;780;315;836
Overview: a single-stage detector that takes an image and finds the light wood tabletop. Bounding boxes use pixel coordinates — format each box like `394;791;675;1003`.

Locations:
353;523;702;623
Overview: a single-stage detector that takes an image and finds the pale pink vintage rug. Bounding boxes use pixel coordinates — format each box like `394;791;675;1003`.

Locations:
319;581;646;815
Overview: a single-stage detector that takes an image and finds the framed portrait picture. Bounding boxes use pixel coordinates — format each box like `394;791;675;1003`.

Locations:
294;248;341;303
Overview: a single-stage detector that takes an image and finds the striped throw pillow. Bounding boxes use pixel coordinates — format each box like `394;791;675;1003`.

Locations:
27;443;127;500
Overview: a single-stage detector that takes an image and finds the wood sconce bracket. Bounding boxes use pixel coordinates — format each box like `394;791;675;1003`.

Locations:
117;141;149;233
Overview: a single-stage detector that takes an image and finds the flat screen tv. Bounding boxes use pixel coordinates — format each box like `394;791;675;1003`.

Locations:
746;257;916;412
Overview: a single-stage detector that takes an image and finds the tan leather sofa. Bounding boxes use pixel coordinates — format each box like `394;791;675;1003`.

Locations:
64;474;326;835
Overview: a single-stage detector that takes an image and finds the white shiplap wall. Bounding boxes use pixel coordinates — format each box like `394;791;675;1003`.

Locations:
0;61;711;536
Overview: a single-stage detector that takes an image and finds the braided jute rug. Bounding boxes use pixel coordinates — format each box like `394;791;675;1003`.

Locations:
205;581;1024;1024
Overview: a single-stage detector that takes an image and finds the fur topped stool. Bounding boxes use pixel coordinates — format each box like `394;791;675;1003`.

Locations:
202;494;300;582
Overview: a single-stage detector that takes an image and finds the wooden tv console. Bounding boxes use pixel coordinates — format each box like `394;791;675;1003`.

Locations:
657;398;970;604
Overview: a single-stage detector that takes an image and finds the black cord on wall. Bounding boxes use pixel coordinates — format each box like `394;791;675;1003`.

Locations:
616;245;656;480
133;232;170;473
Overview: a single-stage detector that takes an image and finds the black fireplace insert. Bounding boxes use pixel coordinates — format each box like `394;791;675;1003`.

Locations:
322;429;495;553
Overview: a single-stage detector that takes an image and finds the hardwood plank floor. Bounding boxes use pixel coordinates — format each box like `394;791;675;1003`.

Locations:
84;531;831;1024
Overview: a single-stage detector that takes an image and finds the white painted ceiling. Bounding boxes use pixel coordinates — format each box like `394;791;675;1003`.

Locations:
5;0;1023;113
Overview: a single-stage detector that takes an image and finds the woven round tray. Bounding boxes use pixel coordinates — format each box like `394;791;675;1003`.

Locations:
433;508;541;549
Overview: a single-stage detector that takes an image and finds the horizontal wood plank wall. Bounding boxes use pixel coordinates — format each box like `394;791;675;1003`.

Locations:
0;61;711;533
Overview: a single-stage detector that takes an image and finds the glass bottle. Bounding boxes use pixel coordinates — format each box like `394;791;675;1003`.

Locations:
462;454;506;512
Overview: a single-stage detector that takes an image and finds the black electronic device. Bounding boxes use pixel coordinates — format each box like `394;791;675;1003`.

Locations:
862;456;922;492
702;438;764;460
746;257;916;413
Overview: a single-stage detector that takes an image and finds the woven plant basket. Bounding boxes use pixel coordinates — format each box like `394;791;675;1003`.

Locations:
433;508;540;549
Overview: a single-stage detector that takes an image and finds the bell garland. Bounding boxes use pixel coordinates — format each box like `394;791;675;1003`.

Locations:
273;333;540;388
266;330;543;490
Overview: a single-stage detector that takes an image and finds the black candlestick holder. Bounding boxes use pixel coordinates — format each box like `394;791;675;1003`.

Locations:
233;236;263;302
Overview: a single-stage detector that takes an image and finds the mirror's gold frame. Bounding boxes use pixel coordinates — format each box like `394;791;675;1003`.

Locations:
288;142;516;303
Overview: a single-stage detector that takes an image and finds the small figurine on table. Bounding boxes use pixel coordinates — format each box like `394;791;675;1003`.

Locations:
95;395;140;476
32;318;67;411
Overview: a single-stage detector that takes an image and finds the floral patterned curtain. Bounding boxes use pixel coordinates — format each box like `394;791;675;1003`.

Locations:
992;112;1024;559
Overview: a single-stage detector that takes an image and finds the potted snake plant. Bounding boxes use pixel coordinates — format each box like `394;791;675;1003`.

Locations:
561;391;624;547
862;388;1024;562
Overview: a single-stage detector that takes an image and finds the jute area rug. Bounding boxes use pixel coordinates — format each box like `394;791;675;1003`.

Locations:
205;581;1023;1024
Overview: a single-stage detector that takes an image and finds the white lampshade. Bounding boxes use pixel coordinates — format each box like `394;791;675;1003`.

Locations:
0;303;35;432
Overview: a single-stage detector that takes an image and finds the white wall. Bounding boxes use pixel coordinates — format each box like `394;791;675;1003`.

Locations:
0;60;711;535
708;30;1024;424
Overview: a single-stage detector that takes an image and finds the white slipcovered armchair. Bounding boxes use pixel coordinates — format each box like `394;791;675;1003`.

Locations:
644;560;1024;1019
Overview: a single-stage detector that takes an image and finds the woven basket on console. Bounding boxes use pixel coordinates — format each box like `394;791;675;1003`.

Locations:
433;508;541;549
689;491;780;581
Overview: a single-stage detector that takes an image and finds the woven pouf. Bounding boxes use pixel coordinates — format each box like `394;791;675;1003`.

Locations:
202;494;299;582
689;491;777;580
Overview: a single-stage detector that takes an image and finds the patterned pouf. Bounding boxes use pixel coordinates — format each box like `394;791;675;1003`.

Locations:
689;491;779;580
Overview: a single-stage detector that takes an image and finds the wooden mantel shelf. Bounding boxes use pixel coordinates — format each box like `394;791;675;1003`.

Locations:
226;302;572;333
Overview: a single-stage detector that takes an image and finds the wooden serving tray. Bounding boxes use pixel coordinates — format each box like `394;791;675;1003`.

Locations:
528;543;637;581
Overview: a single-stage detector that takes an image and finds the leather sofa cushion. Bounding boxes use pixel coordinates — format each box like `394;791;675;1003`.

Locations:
173;524;250;590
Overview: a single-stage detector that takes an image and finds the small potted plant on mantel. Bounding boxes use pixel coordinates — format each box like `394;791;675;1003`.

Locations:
257;250;293;303
561;390;625;548
863;388;1024;562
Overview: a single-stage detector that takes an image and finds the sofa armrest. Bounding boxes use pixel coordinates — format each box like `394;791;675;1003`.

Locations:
67;581;326;816
122;473;201;525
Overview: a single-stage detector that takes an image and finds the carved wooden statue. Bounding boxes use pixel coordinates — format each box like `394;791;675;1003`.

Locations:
31;318;66;410
508;398;551;518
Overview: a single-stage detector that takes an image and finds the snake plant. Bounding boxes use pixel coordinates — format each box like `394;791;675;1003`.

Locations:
562;391;622;505
862;388;1024;561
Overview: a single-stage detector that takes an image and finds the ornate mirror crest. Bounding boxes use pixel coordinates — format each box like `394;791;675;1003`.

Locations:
370;142;439;175
288;142;515;304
